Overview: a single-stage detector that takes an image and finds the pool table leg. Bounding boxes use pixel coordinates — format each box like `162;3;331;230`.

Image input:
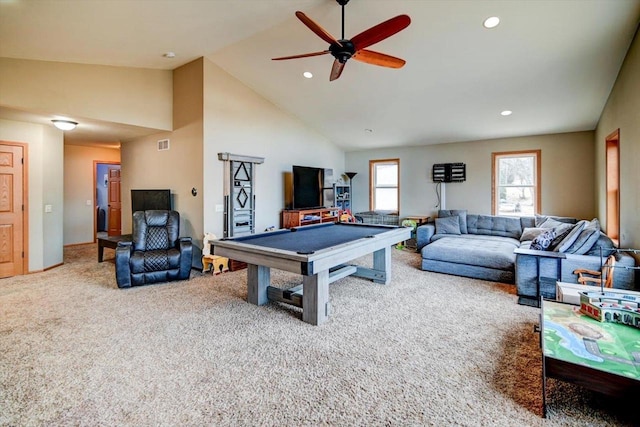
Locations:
247;264;270;306
302;269;330;326
373;246;391;285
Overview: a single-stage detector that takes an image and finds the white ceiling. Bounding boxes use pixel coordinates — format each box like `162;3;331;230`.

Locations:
1;0;639;150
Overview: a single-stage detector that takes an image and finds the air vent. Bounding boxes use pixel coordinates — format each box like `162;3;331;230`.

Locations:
157;139;170;151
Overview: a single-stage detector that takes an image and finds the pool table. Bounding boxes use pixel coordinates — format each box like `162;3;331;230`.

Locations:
212;222;411;325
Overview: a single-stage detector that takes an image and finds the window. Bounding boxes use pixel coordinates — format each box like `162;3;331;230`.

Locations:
370;159;399;212
492;150;540;216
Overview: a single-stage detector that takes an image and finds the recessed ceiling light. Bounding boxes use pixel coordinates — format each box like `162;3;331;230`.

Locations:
163;52;176;58
483;16;500;29
303;71;313;79
501;110;513;116
364;128;373;133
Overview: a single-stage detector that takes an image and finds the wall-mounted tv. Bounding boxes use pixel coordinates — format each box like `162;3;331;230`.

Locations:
131;189;172;213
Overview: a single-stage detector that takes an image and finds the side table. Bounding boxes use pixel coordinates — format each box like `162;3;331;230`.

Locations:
97;234;132;262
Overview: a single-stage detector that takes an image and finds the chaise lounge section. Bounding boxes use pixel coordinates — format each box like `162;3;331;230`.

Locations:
416;210;637;301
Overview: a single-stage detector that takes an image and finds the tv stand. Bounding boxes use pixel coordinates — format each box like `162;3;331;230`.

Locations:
281;207;339;229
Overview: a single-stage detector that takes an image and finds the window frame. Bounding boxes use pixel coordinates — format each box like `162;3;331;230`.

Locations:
369;158;400;213
491;150;541;216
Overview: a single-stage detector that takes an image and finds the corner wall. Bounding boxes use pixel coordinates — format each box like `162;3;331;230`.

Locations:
120;58;204;243
595;26;640;249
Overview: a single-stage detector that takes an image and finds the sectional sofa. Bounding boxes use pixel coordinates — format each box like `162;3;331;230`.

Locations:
416;210;637;303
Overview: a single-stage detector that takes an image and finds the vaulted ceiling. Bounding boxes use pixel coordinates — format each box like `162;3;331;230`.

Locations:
1;0;639;150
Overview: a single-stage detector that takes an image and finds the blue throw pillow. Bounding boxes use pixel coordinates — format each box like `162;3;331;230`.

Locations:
530;229;556;251
435;215;461;235
438;209;467;234
565;219;601;255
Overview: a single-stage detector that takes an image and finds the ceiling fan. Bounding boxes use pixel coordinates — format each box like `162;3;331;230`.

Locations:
272;0;411;81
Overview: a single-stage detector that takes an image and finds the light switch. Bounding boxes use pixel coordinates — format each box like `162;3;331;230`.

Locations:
86;200;92;206
215;204;224;212
44;204;52;213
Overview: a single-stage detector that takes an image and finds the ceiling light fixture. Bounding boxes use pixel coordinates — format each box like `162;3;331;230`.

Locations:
163;52;176;58
501;110;513;116
483;16;500;29
52;120;78;131
303;71;313;78
364;128;373;133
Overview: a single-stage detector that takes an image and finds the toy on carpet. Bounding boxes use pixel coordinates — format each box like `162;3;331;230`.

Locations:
201;232;229;275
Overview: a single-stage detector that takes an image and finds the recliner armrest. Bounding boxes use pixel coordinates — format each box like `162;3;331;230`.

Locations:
178;237;193;279
115;242;133;288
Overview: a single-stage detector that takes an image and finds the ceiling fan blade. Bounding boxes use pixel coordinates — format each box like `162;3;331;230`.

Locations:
352;49;406;68
330;59;346;81
351;15;411;51
272;51;329;61
295;11;342;47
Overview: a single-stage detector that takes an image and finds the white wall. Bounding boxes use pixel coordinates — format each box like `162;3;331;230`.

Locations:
346;131;595;220
63;145;120;245
0;58;173;130
595;27;640;249
0;119;63;271
202;58;344;238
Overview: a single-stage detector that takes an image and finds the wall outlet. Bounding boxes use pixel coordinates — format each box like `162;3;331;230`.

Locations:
44;204;52;213
215;204;224;212
86;199;92;206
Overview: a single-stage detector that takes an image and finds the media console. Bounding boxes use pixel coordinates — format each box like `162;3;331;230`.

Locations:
281;207;339;229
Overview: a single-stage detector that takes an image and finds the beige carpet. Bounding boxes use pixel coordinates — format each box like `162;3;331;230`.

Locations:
0;244;636;426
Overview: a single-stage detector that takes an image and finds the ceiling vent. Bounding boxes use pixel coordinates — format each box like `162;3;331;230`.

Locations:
157;139;170;151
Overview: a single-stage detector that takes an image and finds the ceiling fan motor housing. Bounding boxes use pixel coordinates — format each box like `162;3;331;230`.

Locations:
330;39;355;63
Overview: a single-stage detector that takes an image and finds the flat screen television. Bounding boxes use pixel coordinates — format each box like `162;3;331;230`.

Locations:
292;166;324;209
131;189;172;213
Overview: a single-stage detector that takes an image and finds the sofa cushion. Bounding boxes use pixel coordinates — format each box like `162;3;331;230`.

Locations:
531;229;556;250
435;216;461;235
535;214;577;227
438;210;468;234
520;227;546;242
466;215;522;239
421;235;518;270
554;220;587;252
564;218;601;255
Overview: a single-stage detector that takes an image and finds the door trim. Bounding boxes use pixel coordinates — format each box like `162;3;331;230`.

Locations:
0;140;29;275
93;160;121;242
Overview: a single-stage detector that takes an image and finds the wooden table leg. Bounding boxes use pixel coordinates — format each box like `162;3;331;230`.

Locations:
372;246;392;284
302;270;329;326
247;264;270;306
98;242;105;262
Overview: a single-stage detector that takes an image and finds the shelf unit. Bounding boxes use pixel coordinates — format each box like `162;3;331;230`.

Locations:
334;184;350;212
281;207;340;229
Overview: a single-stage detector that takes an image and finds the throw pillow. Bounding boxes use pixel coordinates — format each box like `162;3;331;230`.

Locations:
530;229;556;251
438;210;468;234
564;218;601;255
435;215;461;235
585;232;617;257
520;227;547;242
536;217;574;248
554;220;587;252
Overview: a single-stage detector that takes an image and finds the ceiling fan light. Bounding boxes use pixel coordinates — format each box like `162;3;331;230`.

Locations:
52;120;78;131
483;16;500;29
501;110;513;116
303;71;313;78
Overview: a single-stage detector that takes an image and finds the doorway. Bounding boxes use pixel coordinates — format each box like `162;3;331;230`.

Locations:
94;162;121;239
0;142;28;278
